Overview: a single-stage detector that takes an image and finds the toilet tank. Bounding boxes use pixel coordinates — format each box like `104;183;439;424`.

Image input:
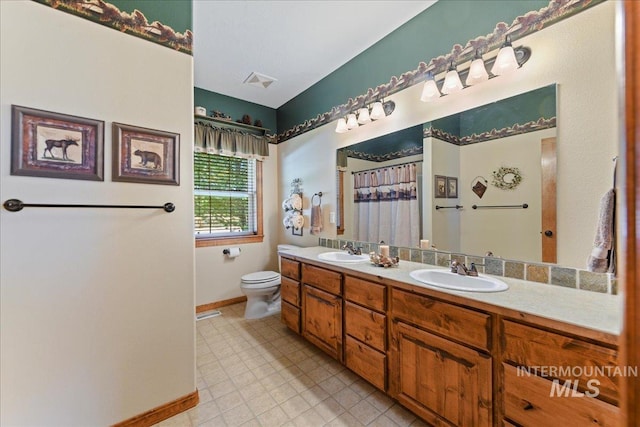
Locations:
277;244;300;272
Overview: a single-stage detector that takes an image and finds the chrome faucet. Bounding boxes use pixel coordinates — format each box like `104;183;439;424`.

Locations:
342;243;362;255
450;260;479;277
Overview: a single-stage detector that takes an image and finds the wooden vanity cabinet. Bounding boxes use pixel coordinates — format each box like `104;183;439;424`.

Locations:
343;276;387;391
280;257;301;334
282;256;620;427
501;319;620;427
389;288;493;427
301;264;343;362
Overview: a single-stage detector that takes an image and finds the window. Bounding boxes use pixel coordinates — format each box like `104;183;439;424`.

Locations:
194;152;263;247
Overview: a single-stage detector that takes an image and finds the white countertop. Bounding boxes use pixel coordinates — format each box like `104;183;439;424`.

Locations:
282;246;622;336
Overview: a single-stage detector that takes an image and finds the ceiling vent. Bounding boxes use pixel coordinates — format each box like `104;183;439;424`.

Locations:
243;71;277;89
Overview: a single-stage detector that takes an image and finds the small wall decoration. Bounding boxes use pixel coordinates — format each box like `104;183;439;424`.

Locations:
434;175;447;198
492;166;523;190
446;177;458;198
11;105;104;181
471;176;488;198
112;123;179;185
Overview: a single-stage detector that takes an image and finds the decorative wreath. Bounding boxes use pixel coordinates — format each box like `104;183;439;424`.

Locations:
491;167;523;190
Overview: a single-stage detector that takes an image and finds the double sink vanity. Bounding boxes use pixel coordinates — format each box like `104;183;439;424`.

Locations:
280;246;621;427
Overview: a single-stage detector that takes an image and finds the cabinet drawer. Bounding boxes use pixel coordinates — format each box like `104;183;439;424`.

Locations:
281;258;300;280
503;363;619;427
344;276;386;311
391;289;491;351
344;301;386;352
502;320;619;403
345;336;386;391
302;264;341;295
281;276;300;306
281;301;300;334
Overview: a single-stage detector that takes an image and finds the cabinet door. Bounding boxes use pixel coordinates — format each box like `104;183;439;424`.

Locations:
394;322;492;427
302;284;343;362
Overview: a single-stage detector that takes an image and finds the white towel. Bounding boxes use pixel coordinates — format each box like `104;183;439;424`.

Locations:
587;189;615;273
310;204;323;235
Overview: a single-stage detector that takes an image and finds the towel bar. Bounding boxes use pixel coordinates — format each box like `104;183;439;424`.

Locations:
3;199;175;213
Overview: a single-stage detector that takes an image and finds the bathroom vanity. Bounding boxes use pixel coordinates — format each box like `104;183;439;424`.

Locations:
280;247;621;427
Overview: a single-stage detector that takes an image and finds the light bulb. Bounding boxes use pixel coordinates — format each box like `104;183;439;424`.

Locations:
420;73;441;102
466;51;489;85
370;102;386;120
346;113;359;129
357;108;371;124
335;118;348;133
491;36;519;75
442;63;463;94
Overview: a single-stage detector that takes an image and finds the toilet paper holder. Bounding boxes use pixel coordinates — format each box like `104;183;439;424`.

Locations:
222;248;241;255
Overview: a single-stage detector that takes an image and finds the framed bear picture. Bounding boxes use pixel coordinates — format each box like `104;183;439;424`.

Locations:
112;122;179;185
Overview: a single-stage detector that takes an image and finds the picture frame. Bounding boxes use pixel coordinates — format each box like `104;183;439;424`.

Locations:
112;122;179;185
447;176;459;198
11;105;104;181
434;175;447;198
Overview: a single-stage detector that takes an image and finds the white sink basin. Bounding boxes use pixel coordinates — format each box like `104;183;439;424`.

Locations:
409;269;508;292
317;251;370;263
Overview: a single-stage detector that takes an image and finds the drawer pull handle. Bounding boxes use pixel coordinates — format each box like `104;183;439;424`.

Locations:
522;400;534;411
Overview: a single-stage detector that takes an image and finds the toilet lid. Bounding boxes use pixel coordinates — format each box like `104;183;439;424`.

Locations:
241;271;280;283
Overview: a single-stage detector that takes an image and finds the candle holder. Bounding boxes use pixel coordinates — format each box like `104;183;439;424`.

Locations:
369;252;400;268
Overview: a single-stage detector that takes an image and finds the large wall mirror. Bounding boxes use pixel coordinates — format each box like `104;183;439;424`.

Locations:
338;84;562;266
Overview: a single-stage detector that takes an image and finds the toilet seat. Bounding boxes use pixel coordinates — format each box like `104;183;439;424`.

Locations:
241;271;280;289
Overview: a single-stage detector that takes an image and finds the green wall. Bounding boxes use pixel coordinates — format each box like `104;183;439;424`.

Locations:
194;87;278;133
108;0;191;33
459;84;556;136
276;0;549;134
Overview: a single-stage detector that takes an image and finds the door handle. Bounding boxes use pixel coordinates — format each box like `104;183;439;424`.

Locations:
544;230;553;237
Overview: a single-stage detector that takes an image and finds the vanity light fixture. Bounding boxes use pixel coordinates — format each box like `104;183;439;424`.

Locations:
357;107;371;124
491;35;519;76
335;117;349;133
334;99;396;133
466;49;489;85
346;113;359;129
420;72;441;102
441;61;464;95
420;35;531;102
369;101;386;121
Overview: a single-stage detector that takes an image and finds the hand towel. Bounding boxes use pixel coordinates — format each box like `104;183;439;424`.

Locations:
587;188;615;273
310;204;323;235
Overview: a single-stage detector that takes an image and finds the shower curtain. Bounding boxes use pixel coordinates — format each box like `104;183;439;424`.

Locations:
353;163;419;247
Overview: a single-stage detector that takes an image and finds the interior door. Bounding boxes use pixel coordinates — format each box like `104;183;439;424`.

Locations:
541;137;557;263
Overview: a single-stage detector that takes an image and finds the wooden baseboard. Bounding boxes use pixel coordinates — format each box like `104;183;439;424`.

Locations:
196;295;247;313
113;390;199;427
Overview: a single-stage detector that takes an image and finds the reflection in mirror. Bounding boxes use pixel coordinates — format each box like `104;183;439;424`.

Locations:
338;84;557;264
338;125;423;247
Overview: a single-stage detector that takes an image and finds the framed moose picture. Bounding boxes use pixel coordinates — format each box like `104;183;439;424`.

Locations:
11;105;104;181
434;175;447;198
112;123;180;185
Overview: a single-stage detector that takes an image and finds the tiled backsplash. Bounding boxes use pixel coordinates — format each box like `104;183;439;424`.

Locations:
319;238;616;295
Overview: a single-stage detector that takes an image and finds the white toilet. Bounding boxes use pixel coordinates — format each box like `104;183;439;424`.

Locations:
240;244;300;319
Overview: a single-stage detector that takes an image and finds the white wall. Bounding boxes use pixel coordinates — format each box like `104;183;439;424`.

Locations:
277;1;617;269
195;144;281;306
0;2;195;425
459;128;555;260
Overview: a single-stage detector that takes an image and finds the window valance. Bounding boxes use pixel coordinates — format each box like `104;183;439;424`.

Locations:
194;121;269;159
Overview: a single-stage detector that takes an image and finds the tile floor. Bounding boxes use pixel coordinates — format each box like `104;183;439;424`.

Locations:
157;302;428;427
